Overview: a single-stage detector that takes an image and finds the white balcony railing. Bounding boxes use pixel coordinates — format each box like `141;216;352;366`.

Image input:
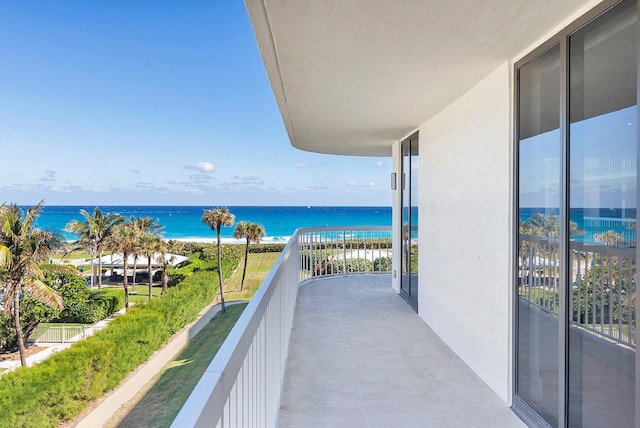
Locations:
171;226;392;427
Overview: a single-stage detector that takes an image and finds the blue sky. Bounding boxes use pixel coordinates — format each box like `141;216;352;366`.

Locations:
0;1;390;207
519;107;637;209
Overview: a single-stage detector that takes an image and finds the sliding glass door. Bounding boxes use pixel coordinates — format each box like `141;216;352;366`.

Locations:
401;132;419;310
515;1;637;426
567;2;637;425
516;43;562;426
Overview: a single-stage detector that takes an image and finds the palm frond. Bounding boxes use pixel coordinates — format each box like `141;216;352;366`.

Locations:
40;263;81;276
23;278;64;310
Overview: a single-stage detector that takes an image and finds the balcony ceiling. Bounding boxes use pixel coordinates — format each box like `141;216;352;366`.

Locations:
246;0;597;156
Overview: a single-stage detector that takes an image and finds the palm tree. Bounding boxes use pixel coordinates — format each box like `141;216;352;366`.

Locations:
108;222;137;310
526;212;583;238
139;233;162;301
0;202;65;366
156;239;175;294
129;217;163;291
64;208;124;288
202;207;235;312
595;230;624;246
528;213;560;238
234;221;265;291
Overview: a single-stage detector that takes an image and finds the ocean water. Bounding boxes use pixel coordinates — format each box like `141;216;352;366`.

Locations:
520;207;637;244
33;206;392;242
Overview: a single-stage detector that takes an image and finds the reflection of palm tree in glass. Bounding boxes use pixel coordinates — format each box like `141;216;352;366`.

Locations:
525;212;582;238
594;230;624;246
402;221;419;275
402;222;410;274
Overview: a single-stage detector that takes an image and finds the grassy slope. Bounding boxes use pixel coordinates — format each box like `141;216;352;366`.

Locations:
109;303;247;428
224;251;282;301
105;251;281;427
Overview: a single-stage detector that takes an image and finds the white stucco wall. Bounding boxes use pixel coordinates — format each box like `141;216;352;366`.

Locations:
417;62;512;402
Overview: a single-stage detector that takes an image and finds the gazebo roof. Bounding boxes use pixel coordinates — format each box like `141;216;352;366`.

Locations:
78;253;188;269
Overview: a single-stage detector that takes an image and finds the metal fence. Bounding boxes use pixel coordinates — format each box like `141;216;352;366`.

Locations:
518;234;636;347
171;226;392;427
298;226;393;280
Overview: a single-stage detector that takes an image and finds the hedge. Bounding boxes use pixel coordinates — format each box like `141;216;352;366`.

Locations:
301;238;392;250
248;243;286;253
0;248;242;427
55;288;124;324
0;339;114;425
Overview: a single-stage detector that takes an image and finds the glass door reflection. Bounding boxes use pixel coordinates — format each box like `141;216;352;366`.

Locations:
568;2;637;426
401;133;419;310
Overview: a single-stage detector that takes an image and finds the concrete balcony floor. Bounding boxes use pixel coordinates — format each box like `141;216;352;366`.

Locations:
278;275;525;428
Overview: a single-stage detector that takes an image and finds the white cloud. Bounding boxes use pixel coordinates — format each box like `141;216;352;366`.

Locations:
39;170;57;182
184;161;216;172
234;175;262;183
346;181;376;188
189;174;214;182
197;161;215;172
296;163;309;168
375;161;383;167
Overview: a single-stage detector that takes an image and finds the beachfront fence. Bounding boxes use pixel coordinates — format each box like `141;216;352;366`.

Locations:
172;225;392;428
518;234;636;347
30;325;87;344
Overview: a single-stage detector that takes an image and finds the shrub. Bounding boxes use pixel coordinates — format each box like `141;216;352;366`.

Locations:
300;238;392;250
55;287;123;324
0;339;114;427
333;258;373;274
249;243;286;253
373;257;392;272
93;308;169;388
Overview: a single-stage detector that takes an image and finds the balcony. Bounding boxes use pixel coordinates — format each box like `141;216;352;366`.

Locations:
172;227;523;427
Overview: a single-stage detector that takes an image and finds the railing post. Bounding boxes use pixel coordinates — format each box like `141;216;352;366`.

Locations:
62;325;65;344
311;232;315;280
342;232;347;275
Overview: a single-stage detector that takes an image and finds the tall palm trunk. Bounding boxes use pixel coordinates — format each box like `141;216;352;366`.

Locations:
13;290;26;367
97;250;103;289
132;257;138;292
123;254;129;310
161;251;168;294
147;256;153;301
162;267;168;294
217;226;226;313
241;237;250;291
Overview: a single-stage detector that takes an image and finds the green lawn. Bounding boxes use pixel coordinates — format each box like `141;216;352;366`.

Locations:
51;252;92;261
108;303;247;428
224;251;282;301
126;283;164;304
